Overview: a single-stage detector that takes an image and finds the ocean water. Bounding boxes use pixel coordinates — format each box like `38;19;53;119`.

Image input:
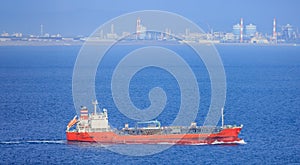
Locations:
0;45;299;164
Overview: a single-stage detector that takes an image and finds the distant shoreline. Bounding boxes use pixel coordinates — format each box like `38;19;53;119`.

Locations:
0;40;299;47
0;41;83;46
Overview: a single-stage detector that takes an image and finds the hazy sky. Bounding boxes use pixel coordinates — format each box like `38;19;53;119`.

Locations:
0;0;299;36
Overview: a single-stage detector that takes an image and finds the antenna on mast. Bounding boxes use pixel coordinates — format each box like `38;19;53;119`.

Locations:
221;107;224;128
92;100;98;114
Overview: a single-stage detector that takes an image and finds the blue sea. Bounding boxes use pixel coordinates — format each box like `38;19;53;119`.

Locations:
0;44;299;164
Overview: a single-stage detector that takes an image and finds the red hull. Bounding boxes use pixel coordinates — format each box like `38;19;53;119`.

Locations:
66;127;242;145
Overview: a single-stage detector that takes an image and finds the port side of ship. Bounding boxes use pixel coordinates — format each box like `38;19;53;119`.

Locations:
66;100;243;145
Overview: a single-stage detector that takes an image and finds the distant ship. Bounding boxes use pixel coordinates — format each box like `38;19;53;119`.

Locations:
66;100;243;145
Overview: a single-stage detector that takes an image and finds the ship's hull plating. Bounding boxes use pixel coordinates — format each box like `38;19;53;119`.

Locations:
66;127;242;145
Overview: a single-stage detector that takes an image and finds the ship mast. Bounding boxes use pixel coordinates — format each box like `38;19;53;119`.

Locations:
92;100;98;114
221;107;224;128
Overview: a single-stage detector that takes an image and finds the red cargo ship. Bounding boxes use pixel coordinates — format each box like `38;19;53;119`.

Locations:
66;100;243;145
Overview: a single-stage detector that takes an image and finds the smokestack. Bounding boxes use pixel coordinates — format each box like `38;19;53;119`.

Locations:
111;24;114;34
40;24;43;37
240;18;243;43
136;17;141;39
273;18;277;43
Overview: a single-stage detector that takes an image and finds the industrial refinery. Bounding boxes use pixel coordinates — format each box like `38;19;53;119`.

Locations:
0;17;299;45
